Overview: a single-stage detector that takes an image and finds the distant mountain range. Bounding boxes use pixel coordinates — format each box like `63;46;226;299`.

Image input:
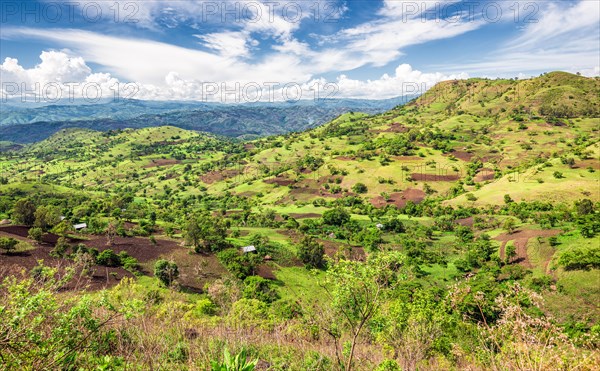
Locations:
0;96;416;143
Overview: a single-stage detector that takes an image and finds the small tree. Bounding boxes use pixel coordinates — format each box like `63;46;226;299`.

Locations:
242;276;279;303
297;235;325;269
0;237;18;254
576;199;594;216
505;244;517;264
184;212;229;252
351;183;368;194
28;227;43;243
12;199;36;226
154;259;179;287
96;249;121;267
106;221;117;246
503;218;517;234
322;207;350;226
317;252;407;371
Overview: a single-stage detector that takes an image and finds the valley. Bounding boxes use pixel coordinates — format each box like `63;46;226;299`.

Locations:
1;72;599;370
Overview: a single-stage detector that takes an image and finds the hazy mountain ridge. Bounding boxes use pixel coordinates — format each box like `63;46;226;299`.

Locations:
0;96;414;143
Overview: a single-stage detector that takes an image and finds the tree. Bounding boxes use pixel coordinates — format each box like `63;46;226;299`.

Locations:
28;227;43;243
217;249;260;280
96;249;121;267
34;206;60;231
154;259;179;287
503;194;514;204
503;218;517;234
0;237;18;254
12;199;36;226
319;252;407;370
184;212;229;252
322;207;350;226
351;183;368;194
505;244;517;264
576;199;594;216
242;276;279;303
297;235;325;268
52;220;73;237
105;221;117;246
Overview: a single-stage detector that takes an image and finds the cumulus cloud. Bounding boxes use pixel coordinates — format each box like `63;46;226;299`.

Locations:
0;51;466;102
332;64;469;99
0;51;135;101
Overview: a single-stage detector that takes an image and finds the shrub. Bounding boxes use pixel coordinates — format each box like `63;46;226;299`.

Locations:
0;237;18;254
154;259;179;286
28;227;43;243
322;207;350;226
242;276;279;303
217;249;260;280
96;249;121;267
352;182;368;194
50;237;69;258
558;247;600;270
297;235;325;269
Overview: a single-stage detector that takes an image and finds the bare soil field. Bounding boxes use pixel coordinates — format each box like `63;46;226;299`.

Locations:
495;229;561;268
370;188;426;208
411;173;461;182
143;159;181;168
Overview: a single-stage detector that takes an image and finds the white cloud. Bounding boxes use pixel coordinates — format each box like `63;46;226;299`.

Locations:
1;51;467;101
331;64;469;99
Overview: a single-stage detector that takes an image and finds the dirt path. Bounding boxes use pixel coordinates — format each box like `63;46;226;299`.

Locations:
495;229;561;268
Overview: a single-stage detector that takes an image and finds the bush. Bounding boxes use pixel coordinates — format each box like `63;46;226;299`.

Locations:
50;237;69;258
96;249;121;267
28;227;43;243
154;259;179;286
351;182;368;194
242;276;279;303
322;207;350;226
217;249;260;280
0;237;18;254
297;236;325;269
558;247;600;270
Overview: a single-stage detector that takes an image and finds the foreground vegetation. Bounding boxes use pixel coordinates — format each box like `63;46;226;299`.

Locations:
0;72;599;370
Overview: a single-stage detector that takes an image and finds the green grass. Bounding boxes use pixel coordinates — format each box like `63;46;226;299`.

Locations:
274;266;327;304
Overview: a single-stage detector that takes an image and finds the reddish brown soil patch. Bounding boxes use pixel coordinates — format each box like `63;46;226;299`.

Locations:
474;168;495;182
123;221;138;230
411;172;460;182
335;156;356;161
370;188;426;208
391;155;422;161
495;229;561;268
244;143;256;150
264;176;295;186
200;169;241;184
80;236;180;265
143;159;180;168
575;159;600;170
445;150;473;162
319;238;366;262
0;225;60;246
370;122;408;133
455;217;474;227
288;213;321;219
255;264;276;280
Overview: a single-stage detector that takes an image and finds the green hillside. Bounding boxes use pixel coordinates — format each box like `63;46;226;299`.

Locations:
0;72;599;370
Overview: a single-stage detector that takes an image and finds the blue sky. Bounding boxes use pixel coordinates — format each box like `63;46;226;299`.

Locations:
1;0;599;101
